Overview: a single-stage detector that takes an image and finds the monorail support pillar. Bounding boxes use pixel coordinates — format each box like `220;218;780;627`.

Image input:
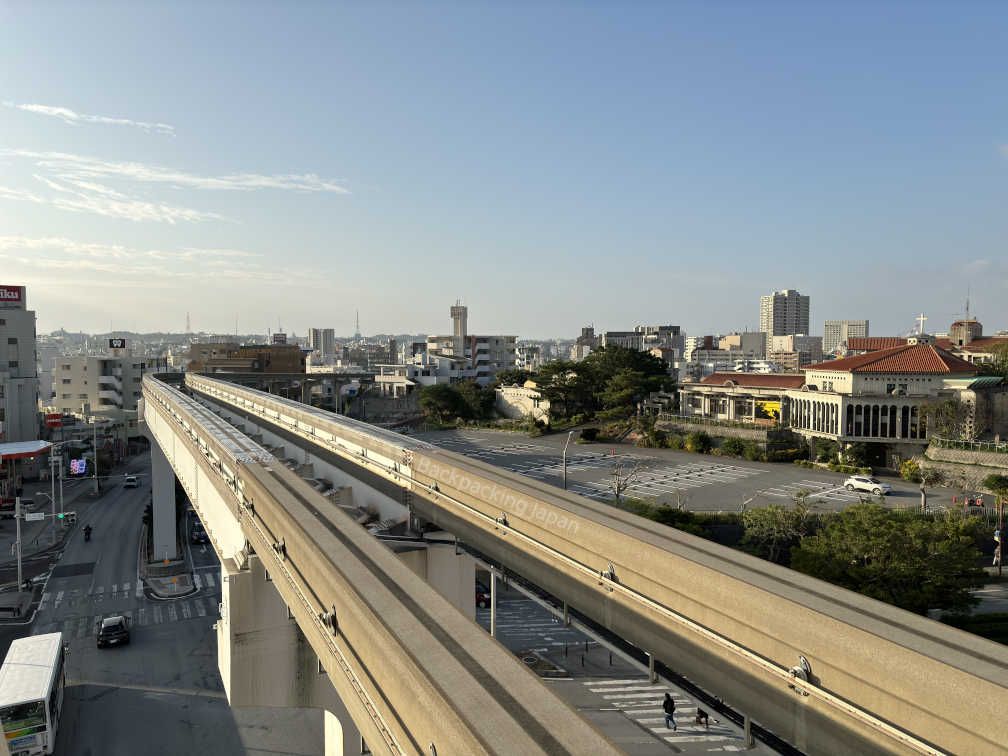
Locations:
150;440;179;561
217;553;357;756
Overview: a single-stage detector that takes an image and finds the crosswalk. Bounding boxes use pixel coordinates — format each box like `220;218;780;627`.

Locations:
35;593;221;641
583;679;752;751
475;600;585;650
38;572;218;612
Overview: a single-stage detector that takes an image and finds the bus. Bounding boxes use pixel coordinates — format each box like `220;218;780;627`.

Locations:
0;633;66;756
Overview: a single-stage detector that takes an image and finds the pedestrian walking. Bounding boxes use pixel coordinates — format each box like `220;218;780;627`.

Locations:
663;692;676;731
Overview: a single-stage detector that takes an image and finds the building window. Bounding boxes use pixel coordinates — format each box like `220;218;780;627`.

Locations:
62;364;71;370
62;379;70;384
7;361;16;368
6;337;16;345
61;393;71;399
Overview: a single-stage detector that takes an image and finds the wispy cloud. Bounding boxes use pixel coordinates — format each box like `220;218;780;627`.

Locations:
2;149;350;193
0;236;337;290
0;177;227;224
3;101;176;136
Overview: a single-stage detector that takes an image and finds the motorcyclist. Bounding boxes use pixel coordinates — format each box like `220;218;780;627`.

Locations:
83;524;93;542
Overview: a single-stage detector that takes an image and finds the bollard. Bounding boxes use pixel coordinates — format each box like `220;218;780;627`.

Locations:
564;641;568;657
609;651;612;666
581;654;585;667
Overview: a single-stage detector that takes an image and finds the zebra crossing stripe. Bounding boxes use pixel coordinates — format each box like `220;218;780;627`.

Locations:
136;581;143;598
181;602;192;619
193;573;202;591
153;606;163;624
195;599;207;617
167;605;178;622
205;573;215;588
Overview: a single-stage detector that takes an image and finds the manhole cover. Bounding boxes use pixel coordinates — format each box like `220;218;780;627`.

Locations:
522;656;538;665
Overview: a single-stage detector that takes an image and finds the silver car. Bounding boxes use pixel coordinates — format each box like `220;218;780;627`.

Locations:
844;476;892;496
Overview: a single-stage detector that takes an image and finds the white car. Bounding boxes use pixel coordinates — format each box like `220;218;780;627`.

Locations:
844;476;892;496
124;475;139;488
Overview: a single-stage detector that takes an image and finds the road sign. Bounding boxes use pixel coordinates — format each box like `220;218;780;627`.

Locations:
24;512;45;522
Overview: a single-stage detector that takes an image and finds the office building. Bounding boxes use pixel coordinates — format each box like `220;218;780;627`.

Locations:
823;320;869;354
0;284;40;442
760;289;810;339
768;334;823;370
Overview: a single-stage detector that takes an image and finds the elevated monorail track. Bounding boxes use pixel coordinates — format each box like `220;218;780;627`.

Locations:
142;374;621;756
180;372;1008;756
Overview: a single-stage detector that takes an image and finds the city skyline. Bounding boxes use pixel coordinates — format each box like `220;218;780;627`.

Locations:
2;3;1007;337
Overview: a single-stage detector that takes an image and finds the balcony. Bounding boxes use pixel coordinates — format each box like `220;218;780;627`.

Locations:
98;374;122;392
97;390;122;407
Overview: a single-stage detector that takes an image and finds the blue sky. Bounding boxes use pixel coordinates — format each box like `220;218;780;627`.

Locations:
2;2;1006;339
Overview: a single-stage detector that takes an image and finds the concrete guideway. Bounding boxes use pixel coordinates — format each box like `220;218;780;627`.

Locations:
142;374;621;756
178;372;1008;756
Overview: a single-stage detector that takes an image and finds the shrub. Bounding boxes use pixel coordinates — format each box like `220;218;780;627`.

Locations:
900;459;922;483
721;437;745;457
665;434;685;450
579;427;599;442
743;441;763;461
685;431;713;454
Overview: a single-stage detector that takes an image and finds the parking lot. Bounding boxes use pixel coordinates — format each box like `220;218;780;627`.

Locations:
416;429;957;512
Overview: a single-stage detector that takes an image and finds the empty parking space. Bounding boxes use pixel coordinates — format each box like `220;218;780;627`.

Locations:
761;479;865;504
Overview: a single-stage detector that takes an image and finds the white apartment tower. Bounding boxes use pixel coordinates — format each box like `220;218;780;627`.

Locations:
451;302;468;358
823;320;869;354
0;284;39;442
760;289;810;337
308;328;336;358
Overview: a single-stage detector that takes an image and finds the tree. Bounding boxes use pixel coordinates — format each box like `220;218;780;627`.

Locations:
418;384;468;423
721;437;745;457
609;459;641;503
492;369;532;387
920;397;971;440
977;343;1008;381
454;380;494;420
790;503;986;615
741;493;812;563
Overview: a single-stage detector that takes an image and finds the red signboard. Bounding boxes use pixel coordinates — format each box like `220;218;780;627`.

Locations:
0;285;23;304
45;414;63;428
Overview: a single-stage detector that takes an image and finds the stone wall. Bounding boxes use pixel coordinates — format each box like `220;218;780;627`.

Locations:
924;445;1008;471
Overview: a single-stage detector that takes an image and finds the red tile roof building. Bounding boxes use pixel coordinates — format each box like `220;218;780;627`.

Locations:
806;343;977;375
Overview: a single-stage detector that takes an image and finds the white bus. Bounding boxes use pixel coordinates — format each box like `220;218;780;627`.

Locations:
0;633;66;756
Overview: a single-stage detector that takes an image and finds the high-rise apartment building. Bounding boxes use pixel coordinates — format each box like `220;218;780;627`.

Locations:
760;289;810;339
823;320;869;354
0;285;39;442
308;328;336;358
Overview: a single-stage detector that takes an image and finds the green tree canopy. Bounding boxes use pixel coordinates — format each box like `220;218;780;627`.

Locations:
418;383;468;423
492;369;533;387
790;503;986;615
454;380;494;420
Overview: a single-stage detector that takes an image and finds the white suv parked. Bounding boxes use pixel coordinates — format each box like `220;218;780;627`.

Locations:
843;476;892;496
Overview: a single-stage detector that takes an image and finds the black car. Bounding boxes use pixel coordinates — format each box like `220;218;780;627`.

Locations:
190;521;209;544
97;615;131;648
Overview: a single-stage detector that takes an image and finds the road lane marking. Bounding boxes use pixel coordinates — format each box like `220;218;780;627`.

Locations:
167;604;178;622
205;573;215;588
180;602;192;619
54;590;64;608
193;573;202;591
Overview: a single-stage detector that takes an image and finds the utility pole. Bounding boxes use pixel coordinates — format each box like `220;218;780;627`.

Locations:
14;497;22;591
93;421;100;495
49;450;57;545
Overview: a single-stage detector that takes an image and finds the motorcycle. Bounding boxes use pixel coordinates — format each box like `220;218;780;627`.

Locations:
83;525;92;542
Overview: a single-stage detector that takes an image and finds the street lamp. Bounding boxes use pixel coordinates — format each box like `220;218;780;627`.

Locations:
562;431;575;490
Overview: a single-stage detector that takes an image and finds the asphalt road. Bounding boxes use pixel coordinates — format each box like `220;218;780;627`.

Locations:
0;452;322;756
416;429;963;512
476;583;775;755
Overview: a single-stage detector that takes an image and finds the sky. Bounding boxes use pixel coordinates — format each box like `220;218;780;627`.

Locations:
2;1;1007;340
